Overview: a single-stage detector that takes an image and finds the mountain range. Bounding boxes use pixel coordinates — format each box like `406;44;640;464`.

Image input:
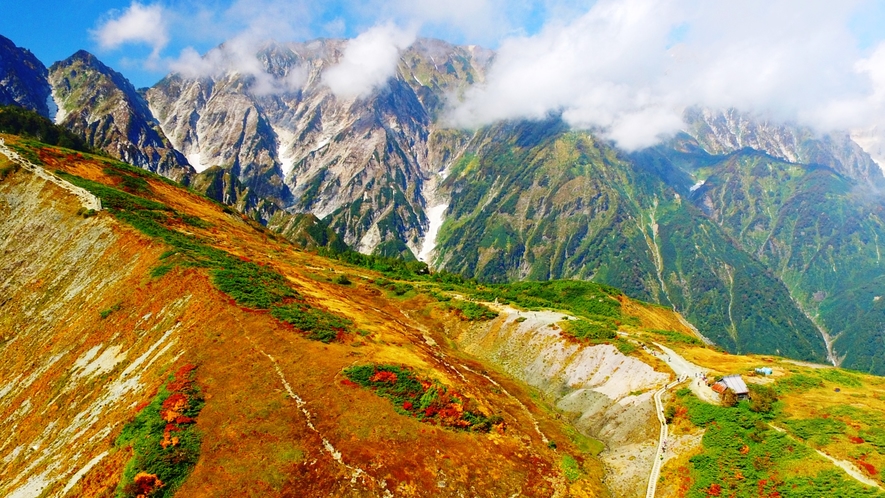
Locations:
2;33;884;375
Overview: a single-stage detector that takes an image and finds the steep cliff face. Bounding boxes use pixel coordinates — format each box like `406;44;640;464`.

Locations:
455;307;670;497
0;35;51;117
684;107;885;187
146;38;488;258
48;51;193;181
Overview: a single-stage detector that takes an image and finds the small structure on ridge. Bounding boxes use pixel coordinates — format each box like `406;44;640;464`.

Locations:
711;375;750;401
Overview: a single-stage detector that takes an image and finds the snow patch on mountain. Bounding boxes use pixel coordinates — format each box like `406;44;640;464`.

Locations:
185;152;208;173
418;203;448;264
273;127;298;176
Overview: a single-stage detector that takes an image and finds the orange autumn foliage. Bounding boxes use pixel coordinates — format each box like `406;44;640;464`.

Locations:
132;472;163;497
369;370;398;384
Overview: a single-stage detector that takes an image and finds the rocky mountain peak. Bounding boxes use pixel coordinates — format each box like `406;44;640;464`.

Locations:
48;50;194;181
684;106;885;187
0;34;51;117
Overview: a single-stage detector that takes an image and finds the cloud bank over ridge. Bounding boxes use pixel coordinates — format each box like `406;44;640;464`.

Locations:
92;0;885;151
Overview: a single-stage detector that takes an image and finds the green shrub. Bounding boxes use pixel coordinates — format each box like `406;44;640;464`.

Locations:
615;339;636;354
561;455;582;482
99;303;122;319
783;418;847;446
818;369;862;388
115;364;204;498
271;303;351;343
665;405;677;424
0;161;18;180
467;280;623;320
775;374;823;394
649;329;703;346
344;364;501;432
561;319;617;341
211;263;296;309
447;300;498;321
748;384;778;414
151;263;175;278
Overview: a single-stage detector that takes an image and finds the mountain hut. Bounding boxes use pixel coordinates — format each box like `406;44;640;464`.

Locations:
712;375;750;400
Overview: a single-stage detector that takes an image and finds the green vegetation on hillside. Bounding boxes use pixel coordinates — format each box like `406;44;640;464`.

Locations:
53;157;352;343
674;389;883;497
0;105;92;152
115;364;204;498
344;364;502;432
679;149;885;374
271;303;352;343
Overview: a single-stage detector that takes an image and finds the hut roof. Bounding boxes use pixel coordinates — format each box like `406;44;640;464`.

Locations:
719;375;749;395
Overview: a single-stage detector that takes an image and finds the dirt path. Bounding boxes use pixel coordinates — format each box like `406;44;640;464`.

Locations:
647;378;686;498
770;425;882;490
649;343;719;404
0;139;102;212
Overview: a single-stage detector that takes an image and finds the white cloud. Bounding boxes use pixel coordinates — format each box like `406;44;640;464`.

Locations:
322;23;417;99
446;0;885;150
170;35;306;95
92;2;169;59
90;0;885;152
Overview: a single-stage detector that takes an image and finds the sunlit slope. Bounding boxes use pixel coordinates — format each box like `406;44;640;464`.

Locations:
1;135;620;497
651;337;885;497
7;134;878;498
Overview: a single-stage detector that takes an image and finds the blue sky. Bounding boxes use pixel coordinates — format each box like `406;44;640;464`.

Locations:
0;0;570;88
3;1;885;152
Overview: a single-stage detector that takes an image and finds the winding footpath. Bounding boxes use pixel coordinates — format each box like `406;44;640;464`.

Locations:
770;425;883;490
0;138;102;212
645;343;882;495
646;377;687;498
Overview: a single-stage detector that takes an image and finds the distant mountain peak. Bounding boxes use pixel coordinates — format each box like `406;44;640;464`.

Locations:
48;50;194;180
0;34;51;117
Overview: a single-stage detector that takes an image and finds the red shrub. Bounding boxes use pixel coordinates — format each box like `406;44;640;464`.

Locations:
856;460;878;476
132;472;163;496
849;436;865;444
370;371;398;384
403;402;413;410
709;483;722;496
161;393;189;422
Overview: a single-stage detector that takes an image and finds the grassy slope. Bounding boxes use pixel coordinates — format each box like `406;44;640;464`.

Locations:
3;135;882;497
656;339;885;497
1;135;616;497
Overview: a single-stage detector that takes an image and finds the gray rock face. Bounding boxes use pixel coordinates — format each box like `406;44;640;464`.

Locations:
147;38;489;257
0;35;51;117
48;51;193;181
684;107;885;186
